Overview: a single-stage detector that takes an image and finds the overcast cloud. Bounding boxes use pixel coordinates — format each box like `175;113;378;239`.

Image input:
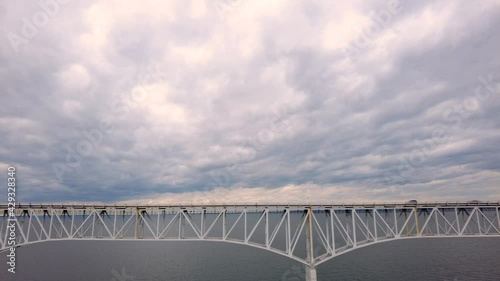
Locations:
1;0;500;204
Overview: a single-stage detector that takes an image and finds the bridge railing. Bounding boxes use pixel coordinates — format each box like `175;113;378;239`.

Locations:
2;201;500;210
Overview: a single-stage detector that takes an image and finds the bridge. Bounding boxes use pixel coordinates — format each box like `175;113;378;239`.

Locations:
2;202;500;281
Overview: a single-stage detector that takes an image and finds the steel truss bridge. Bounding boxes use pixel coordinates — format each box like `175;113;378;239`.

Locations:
2;202;500;281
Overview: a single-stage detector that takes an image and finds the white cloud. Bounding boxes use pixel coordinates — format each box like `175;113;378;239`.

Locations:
57;63;90;91
1;0;500;203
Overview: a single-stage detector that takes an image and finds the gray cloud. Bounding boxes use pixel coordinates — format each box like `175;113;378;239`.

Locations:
1;0;500;203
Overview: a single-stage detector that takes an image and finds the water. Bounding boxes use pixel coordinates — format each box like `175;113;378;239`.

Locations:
0;238;499;280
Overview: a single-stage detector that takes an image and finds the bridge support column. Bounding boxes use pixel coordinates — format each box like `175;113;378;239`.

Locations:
305;208;317;281
305;265;317;281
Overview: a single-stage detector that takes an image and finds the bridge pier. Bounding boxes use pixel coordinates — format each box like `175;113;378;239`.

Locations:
305;265;317;281
305;208;318;281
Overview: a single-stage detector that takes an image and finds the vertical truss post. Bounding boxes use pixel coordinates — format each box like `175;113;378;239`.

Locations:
414;207;419;235
476;207;481;234
181;210;185;239
135;207;139;239
352;209;356;246
223;209;227;240
201;209;205;238
91;210;95;239
156;210;160;239
113;209;117;239
286;209;290;254
244;209;247;242
70;209;74;238
435;208;440;235
394;208;398;237
48;209;53;239
265;208;269;248
305;207;317;281
178;210;184;239
330;209;335;253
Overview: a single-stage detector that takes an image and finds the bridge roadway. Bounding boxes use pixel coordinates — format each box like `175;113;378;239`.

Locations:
2;202;500;281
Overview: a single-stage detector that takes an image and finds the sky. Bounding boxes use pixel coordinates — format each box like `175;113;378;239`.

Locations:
1;0;499;204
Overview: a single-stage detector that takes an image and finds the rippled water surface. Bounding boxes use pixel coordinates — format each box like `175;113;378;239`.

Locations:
1;238;499;280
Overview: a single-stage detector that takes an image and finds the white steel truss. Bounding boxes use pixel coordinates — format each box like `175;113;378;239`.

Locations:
1;202;499;281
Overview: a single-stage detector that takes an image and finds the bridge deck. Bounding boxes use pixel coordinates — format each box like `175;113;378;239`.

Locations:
2;202;499;281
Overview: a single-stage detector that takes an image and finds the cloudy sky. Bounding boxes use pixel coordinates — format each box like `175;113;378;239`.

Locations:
1;0;499;204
